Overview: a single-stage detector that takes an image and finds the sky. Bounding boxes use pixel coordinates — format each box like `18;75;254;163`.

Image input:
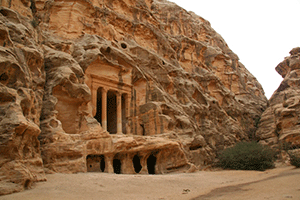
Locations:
170;0;300;99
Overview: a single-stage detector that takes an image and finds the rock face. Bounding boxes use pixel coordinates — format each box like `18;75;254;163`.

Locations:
0;0;267;195
0;7;46;194
256;47;300;148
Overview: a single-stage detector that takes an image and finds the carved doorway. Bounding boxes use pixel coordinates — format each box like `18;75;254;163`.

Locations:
147;154;157;174
107;91;117;134
133;155;142;173
113;159;122;174
100;155;105;172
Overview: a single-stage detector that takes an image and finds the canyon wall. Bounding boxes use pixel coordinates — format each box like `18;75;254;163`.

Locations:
257;47;300;148
0;0;268;195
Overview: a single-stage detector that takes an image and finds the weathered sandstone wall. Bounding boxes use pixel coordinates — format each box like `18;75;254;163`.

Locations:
257;47;300;148
0;6;46;194
0;0;268;195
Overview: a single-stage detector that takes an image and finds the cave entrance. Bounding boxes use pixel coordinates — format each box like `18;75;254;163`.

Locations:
100;155;105;172
113;159;122;174
86;155;105;172
147;155;157;174
133;155;142;173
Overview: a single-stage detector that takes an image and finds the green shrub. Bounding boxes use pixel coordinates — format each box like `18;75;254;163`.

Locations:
217;141;275;171
288;152;300;168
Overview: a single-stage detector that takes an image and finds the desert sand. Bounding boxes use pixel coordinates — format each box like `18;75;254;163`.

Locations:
1;164;299;200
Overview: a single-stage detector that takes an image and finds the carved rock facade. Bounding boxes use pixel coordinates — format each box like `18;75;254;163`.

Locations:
0;0;268;195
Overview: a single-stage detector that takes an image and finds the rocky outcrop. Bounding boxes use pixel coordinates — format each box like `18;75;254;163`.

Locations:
0;7;46;195
0;0;268;195
257;47;300;148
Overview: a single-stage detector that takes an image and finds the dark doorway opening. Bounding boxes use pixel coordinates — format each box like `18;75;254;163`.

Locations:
113;159;121;174
107;91;117;134
86;155;106;172
95;88;102;123
100;155;105;172
147;154;157;174
133;155;142;173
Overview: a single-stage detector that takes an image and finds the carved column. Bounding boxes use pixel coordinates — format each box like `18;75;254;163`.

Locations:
106;155;114;173
140;156;148;174
92;82;97;117
102;88;107;131
125;93;131;135
116;92;122;134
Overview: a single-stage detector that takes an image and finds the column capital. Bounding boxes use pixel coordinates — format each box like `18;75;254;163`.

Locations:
101;87;108;93
116;91;122;97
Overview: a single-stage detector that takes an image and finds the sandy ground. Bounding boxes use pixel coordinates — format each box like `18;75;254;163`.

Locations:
1;164;300;200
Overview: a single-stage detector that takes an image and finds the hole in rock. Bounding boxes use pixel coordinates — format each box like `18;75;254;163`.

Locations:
133;155;142;173
86;155;106;172
100;155;105;172
24;179;31;190
113;159;121;174
147;154;157;174
121;43;127;49
0;73;8;83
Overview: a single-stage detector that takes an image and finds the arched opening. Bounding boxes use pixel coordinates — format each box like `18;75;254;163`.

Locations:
86;155;106;172
147;154;157;174
107;91;117;134
133;155;142;173
95;88;102;123
113;159;122;174
100;155;105;172
24;179;31;190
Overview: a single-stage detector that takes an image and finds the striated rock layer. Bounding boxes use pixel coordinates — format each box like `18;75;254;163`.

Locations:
0;0;267;195
257;47;300;148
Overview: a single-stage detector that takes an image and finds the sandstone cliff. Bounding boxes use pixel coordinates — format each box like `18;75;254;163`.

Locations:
257;47;300;148
0;0;267;195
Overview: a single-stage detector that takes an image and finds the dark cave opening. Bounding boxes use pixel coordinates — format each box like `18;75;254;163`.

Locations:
113;159;121;174
133;155;142;173
147;154;157;174
100;155;105;172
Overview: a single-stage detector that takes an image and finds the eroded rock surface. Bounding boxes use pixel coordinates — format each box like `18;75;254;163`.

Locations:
257;47;300;148
0;7;46;195
0;0;268;195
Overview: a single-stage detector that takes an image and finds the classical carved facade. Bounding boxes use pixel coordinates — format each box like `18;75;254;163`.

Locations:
85;58;132;135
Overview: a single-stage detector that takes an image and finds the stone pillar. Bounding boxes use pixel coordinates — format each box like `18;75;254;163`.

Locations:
116;92;122;134
106;155;114;173
92;83;97;117
102;88;107;131
126;94;131;118
126;94;131;135
140;156;148;174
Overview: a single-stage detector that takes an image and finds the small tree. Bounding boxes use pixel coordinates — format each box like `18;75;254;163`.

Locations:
217;141;275;171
